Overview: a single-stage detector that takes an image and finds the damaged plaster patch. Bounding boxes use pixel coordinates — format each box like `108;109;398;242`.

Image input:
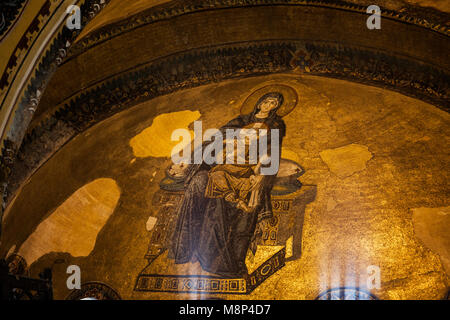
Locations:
319;144;372;178
146;216;157;231
412;207;450;275
18;178;120;266
129;110;201;158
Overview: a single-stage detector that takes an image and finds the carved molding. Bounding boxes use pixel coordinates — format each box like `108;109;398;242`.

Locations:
2;40;449;207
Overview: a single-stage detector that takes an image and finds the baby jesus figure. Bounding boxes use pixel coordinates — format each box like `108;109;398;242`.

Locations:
204;122;269;213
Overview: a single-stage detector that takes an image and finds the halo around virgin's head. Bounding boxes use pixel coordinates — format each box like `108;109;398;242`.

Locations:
240;84;298;117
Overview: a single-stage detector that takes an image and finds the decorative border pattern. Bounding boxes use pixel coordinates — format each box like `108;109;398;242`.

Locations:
66;0;450;59
65;282;121;300
135;247;285;294
0;0;113;94
0;0;28;40
0;0;51;92
135;274;248;294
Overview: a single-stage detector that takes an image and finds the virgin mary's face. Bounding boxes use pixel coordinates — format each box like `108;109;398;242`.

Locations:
258;98;279;113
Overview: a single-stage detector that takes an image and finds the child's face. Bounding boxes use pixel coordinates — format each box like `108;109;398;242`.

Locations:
169;162;188;177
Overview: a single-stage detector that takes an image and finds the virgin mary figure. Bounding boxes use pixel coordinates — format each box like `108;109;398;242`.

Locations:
168;89;291;278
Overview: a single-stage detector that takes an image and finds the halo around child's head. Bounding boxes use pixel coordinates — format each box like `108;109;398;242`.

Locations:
240;84;298;117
